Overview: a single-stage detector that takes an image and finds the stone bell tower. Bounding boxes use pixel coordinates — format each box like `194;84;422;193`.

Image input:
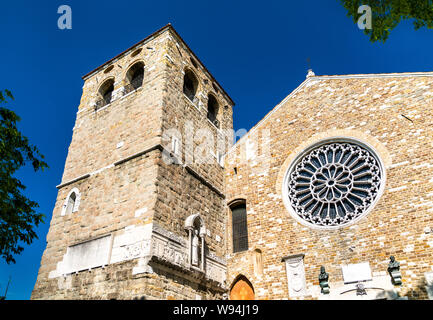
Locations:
32;24;235;300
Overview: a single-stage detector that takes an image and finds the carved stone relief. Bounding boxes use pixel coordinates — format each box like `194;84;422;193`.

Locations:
49;221;226;287
283;254;307;297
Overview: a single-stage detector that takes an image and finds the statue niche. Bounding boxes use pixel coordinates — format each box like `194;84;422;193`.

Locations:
185;213;206;271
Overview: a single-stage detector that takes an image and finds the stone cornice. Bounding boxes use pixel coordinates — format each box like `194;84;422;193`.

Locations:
56;173;90;189
114;144;163;166
184;165;225;199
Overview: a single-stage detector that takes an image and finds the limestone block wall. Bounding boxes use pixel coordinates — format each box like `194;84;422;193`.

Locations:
154;158;227;258
32;150;159;299
32;25;233;300
161;28;234;192
61;31;168;184
33;260;224;300
152;28;234;261
225;73;433;300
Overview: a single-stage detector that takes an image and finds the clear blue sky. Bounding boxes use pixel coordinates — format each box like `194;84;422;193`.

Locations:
0;0;432;300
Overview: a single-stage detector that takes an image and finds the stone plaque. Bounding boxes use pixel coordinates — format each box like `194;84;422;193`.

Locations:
63;235;112;274
341;262;372;284
283;254;307;297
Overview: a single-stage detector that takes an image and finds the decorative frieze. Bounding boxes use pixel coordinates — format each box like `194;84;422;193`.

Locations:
151;223;226;285
48;221;226;287
110;224;153;264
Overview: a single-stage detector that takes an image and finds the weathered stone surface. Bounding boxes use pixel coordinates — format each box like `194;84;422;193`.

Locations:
225;72;433;300
32;25;232;300
32;24;433;300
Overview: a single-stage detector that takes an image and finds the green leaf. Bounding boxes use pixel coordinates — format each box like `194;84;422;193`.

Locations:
0;90;49;264
340;0;433;42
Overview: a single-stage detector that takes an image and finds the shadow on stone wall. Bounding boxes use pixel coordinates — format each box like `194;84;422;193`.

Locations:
388;277;431;300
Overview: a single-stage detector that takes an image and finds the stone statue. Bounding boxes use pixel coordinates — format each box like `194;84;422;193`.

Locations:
192;229;199;266
318;266;330;294
387;256;402;285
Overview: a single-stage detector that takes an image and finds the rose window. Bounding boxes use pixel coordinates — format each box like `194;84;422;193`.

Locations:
285;141;383;228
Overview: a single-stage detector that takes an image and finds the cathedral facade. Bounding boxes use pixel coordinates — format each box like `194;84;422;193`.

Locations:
32;24;433;300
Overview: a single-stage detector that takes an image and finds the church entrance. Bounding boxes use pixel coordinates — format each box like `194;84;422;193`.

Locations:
230;276;255;300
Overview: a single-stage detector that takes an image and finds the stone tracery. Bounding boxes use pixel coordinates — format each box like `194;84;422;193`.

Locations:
286;141;382;227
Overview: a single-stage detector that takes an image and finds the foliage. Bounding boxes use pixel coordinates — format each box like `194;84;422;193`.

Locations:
0;90;48;264
0;276;11;300
340;0;433;42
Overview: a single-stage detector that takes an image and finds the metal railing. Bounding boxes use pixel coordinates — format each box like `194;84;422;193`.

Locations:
123;76;143;95
207;114;220;128
94;95;112;110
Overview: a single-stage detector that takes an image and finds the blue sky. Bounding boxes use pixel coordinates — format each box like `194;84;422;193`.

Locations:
0;0;432;300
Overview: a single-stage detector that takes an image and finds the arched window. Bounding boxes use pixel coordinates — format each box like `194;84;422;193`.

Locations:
65;192;76;215
61;188;81;216
183;70;198;102
97;79;114;109
125;62;144;94
207;94;219;128
230;201;248;253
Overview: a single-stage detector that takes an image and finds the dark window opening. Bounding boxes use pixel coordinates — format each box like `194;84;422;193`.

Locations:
104;65;114;74
131;48;142;57
207;95;219;128
183;70;198;102
125;62;144;94
96;79;114;109
231;202;248;253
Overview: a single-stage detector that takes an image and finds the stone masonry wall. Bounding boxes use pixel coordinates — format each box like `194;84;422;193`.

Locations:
225;74;433;300
61;32;167;184
32;150;158;299
32;25;233;300
153;29;234;259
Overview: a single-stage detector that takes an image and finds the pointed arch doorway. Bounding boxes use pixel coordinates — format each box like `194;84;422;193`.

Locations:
230;275;255;300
